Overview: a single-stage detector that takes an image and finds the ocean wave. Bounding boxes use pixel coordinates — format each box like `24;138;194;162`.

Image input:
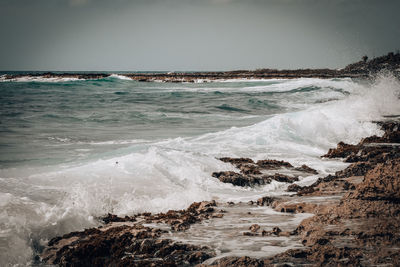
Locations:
109;74;132;81
240;78;357;93
154;78;357;94
0;75;84;83
1;74;399;264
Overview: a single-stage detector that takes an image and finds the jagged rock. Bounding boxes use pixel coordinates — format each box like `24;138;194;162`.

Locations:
102;213;136;224
42;201;221;266
243;232;258;236
249;224;260;233
350;158;400;202
237;164;262;175
256;196;276;206
200;256;265;267
219;157;254;165
264;173;299;183
286;184;303;192
256;159;293;169
212;171;271;187
322;141;360;158
335;162;374;177
294;164;318;174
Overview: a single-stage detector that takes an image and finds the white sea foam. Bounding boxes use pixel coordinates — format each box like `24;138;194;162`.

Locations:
0;75;399;264
240;78;357;92
0;75;84;82
156;78;357;94
214;78;284;83
109;74;132;80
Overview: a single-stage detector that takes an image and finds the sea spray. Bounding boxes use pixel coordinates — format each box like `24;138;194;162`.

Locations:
0;74;399;264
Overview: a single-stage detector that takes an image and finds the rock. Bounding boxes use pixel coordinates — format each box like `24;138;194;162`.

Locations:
335;162;374;177
238;164;262;175
294;164;318;174
273;201;318;214
265;173;299;183
42;201;220;266
243;232;258;236
286;184;303;192
256;196;276;206
249;224;260;233
351;158;400;202
212;171;251;186
212;171;271;187
256;159;293;169
102;213;135;224
6;53;400;84
203;120;400;267
203;256;265;267
219;157;254;165
322;141;360;158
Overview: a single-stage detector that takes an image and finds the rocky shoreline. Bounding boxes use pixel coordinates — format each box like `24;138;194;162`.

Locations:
3;52;400;83
39;120;400;266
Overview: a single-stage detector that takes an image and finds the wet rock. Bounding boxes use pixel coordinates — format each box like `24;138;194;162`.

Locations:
212;171;271;187
212;171;252;186
249;224;260;233
243;232;258;236
256;159;293;169
322;141;360;158
262;226;285;236
202;256;265;267
219;157;254;165
237;164;262;175
42;202;220;266
102;213;136;224
335;162;374;177
286;184;303;192
256;196;276;206
294;164;318;174
350;158;400;202
203;121;400;267
272;227;282;235
265;173;299;183
273;201;318;214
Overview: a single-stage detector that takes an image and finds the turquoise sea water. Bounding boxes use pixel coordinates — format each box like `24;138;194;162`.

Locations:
0;75;349;168
0;73;399;264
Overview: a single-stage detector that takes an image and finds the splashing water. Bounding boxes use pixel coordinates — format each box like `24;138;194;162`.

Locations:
0;73;399;265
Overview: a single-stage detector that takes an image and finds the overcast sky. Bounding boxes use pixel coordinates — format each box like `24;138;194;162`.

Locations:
0;0;399;71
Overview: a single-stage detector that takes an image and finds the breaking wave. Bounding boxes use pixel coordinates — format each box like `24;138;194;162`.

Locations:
0;74;399;265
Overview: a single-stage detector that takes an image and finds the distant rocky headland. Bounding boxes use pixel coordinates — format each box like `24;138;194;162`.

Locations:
3;52;400;82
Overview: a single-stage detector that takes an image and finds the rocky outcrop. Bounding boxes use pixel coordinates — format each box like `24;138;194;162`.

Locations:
41;120;400;266
41;201;221;266
42;224;215;266
212;171;271;187
343;51;400;75
208;120;400;266
213;157;316;187
4;52;399;83
322;141;360;158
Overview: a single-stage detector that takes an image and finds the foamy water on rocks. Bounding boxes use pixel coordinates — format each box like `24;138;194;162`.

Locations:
1;73;400;265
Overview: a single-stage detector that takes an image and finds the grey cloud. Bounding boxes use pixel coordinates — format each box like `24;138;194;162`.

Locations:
0;0;399;71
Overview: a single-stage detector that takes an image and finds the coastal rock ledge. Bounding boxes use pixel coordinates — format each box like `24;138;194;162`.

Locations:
40;121;400;266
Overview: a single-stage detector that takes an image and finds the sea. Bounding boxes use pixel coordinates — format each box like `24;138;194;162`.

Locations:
1;72;400;265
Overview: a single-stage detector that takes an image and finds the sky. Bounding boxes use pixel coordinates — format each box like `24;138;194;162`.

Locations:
0;0;399;71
